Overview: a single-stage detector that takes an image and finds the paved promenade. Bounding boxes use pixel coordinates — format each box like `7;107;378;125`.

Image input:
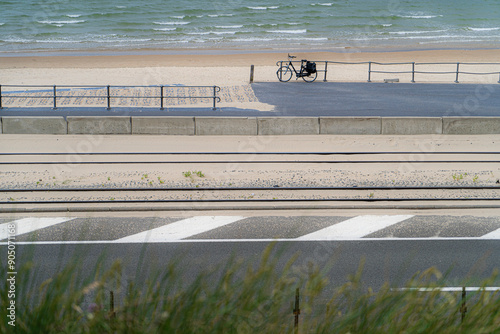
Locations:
1;82;499;117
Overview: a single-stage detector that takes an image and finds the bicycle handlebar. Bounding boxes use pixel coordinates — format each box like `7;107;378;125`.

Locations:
288;53;297;59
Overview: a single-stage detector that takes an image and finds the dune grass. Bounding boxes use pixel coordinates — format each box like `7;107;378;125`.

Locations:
1;245;499;333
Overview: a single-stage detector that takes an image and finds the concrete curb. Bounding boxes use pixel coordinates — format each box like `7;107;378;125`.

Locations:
2;116;500;135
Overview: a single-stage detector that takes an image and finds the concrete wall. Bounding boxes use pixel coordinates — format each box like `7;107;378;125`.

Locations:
195;117;257;135
67;116;131;134
258;117;319;135
3;116;500;135
2;116;67;134
320;117;381;135
443;117;500;134
382;117;442;135
132;117;194;135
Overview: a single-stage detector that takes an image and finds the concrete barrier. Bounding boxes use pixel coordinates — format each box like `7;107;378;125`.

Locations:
195;117;257;135
382;117;442;135
67;116;131;134
320;117;381;135
258;117;319;135
443;117;500;134
1;116;67;134
132;117;195;135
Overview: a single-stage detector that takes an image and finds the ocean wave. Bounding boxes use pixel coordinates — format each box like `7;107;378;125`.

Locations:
468;27;500;31
208;14;234;17
388;29;448;35
311;3;333;6
0;23;4;26
153;21;190;25
247;6;279;10
153;27;177;31
399;14;443;19
268;29;307;34
66;14;81;18
37;20;85;25
171;15;185;19
215;25;243;29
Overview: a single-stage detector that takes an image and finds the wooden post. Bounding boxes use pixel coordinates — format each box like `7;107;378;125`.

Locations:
250;65;255;83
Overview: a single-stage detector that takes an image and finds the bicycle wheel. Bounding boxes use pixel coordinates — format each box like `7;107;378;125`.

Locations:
277;66;293;82
302;71;318;83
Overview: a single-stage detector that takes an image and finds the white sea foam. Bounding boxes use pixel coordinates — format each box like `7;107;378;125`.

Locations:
153;27;176;31
399;15;443;19
0;23;4;26
468;27;500;31
382;24;392;27
247;6;279;10
213;31;237;35
116;6;126;9
153;21;190;25
312;3;333;6
171;16;185;19
268;29;307;34
187;32;210;35
388;29;448;35
37;20;85;25
208;14;233;17
66;14;81;18
216;25;243;29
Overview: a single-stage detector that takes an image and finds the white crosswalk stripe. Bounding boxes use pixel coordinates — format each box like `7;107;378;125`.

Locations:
0;217;75;239
296;215;414;241
114;216;246;243
480;227;500;239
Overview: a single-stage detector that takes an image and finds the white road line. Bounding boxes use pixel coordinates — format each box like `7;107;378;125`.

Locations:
393;287;500;292
481;227;500;239
296;215;414;241
1;236;498;245
114;216;246;243
0;217;75;239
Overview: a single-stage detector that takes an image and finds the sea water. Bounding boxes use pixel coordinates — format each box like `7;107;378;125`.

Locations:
0;0;499;53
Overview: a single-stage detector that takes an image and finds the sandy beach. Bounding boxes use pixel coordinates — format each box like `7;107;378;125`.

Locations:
1;49;499;110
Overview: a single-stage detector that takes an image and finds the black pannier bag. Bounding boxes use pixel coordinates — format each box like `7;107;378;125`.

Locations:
306;61;316;74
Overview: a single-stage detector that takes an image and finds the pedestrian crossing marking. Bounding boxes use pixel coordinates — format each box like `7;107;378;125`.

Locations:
114;216;246;243
296;215;414;241
480;226;500;239
0;217;75;239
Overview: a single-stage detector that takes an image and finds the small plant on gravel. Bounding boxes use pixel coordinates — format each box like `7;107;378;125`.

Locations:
195;171;205;178
452;173;464;181
473;175;479;183
141;174;149;180
369;192;375;198
182;171;192;178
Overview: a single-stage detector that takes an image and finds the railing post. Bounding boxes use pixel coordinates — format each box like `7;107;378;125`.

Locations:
323;61;328;82
250;65;254;83
498;72;500;84
455;62;460;83
367;62;372;82
411;62;415;83
279;61;283;81
160;85;164;110
213;86;217;110
53;85;57;109
107;85;111;110
0;85;2;109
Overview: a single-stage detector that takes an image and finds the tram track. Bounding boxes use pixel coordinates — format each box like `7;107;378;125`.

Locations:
1;151;499;212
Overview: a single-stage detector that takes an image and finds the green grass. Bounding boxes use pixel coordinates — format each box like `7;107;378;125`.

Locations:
1;245;499;333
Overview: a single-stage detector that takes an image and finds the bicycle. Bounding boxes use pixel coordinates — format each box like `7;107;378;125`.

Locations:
276;54;318;82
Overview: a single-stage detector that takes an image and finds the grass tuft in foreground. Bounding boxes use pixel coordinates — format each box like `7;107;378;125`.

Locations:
1;245;499;333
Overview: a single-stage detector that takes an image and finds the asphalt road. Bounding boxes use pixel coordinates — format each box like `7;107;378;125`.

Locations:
4;215;500;294
2;82;499;117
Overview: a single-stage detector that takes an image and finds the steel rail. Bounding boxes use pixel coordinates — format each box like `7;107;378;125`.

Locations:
2;198;500;205
1;151;499;156
2;186;499;192
2;160;500;165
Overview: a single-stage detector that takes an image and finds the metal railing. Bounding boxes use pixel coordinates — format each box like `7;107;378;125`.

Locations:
0;85;221;110
276;60;500;83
